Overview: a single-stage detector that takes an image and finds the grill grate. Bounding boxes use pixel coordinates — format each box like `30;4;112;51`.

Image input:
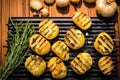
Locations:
7;17;118;80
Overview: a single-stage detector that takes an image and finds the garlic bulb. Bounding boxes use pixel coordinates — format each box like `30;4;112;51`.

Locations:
96;0;117;17
30;0;43;11
41;8;49;17
56;0;69;8
84;0;96;3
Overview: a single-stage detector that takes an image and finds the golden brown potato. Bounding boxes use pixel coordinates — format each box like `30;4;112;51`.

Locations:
94;32;114;55
64;28;85;50
47;57;67;79
98;56;114;75
25;55;46;76
72;10;92;30
71;52;93;75
52;40;70;61
29;34;51;55
39;19;59;40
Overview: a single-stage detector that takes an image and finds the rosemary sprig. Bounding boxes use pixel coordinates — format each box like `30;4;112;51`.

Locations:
0;17;35;80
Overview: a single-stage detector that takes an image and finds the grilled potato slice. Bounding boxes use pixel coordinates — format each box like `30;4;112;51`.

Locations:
52;41;70;61
94;32;114;55
71;52;93;75
39;19;59;40
47;57;67;79
25;55;46;76
29;34;51;55
98;56;114;75
64;28;85;50
72;10;92;30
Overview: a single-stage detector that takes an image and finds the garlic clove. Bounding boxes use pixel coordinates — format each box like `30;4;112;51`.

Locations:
41;8;49;17
30;0;43;11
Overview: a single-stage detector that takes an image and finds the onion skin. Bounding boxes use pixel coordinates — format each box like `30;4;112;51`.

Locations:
96;0;117;17
56;0;69;8
84;0;96;3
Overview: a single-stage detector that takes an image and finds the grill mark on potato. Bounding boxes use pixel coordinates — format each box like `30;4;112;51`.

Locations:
33;37;44;49
99;56;109;64
80;55;90;66
39;19;49;28
98;39;110;53
77;56;89;70
71;64;81;74
67;32;77;44
39;19;50;31
39;20;52;33
43;23;56;36
73;59;86;72
100;60;111;68
31;35;39;45
100;36;113;50
104;35;113;45
69;29;79;43
83;19;91;27
65;35;75;47
74;12;82;19
105;67;113;75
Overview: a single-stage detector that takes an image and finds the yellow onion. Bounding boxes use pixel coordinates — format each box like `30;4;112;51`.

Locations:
30;0;43;11
56;0;69;8
96;0;117;17
84;0;96;3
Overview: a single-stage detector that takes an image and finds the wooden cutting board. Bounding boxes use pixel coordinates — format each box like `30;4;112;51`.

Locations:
0;0;120;79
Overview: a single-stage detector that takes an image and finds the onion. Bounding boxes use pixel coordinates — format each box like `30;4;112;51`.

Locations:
96;0;117;17
44;0;55;5
70;0;80;4
84;0;96;3
41;8;49;17
56;0;69;8
30;0;43;11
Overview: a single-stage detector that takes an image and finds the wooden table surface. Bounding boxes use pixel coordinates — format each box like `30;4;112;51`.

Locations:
0;0;120;79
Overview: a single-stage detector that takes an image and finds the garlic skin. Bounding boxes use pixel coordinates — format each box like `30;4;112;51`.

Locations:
84;0;96;3
30;0;43;11
96;0;117;17
56;0;69;8
41;8;49;17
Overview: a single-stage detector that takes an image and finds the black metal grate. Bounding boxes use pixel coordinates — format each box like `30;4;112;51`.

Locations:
7;17;118;80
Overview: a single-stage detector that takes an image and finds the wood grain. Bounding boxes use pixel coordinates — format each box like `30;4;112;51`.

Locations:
0;0;2;65
0;0;120;79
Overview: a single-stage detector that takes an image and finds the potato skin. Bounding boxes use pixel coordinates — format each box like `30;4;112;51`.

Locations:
39;19;59;40
72;10;92;30
64;28;85;50
98;56;114;75
29;34;51;55
25;55;46;76
47;57;67;79
71;52;93;75
52;40;70;61
94;32;114;55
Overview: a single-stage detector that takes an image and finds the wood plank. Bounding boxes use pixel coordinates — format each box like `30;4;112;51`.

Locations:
10;0;18;16
49;2;63;17
1;0;10;65
0;0;2;65
18;0;23;17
